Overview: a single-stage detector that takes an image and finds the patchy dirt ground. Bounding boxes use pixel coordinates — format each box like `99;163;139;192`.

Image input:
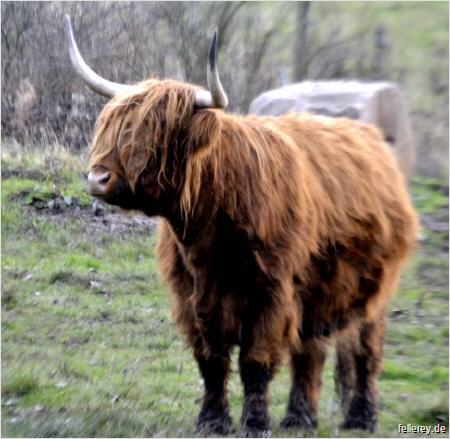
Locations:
10;186;159;235
36;205;160;236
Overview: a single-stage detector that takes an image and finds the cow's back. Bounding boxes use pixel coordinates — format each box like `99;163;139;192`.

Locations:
268;113;417;259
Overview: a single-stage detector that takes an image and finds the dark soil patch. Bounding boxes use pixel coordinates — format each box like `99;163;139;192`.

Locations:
7;181;158;235
29;199;159;235
87;212;159;235
8;189;88;211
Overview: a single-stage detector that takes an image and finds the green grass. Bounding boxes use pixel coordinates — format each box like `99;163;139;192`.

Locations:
411;177;449;214
2;144;448;437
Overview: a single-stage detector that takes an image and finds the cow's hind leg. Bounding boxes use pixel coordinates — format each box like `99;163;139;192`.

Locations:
335;331;356;416
337;316;385;432
195;349;232;435
280;339;326;430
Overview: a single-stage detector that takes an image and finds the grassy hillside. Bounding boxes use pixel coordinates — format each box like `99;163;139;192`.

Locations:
1;142;448;437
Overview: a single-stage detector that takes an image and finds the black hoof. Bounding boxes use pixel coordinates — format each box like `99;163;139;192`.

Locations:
280;412;317;430
240;426;272;438
196;411;231;436
340;417;376;432
240;415;271;437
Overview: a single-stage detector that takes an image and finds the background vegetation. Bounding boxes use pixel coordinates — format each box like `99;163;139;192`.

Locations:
1;1;448;176
1;1;448;438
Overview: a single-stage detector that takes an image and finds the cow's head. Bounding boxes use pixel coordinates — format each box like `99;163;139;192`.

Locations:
65;15;227;215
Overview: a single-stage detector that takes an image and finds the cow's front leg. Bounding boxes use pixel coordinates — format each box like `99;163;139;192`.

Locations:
238;273;299;437
238;311;281;436
194;349;232;435
239;355;275;437
191;273;232;435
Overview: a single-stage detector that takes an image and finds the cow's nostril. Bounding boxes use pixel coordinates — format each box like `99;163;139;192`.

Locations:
98;172;111;184
88;171;112;195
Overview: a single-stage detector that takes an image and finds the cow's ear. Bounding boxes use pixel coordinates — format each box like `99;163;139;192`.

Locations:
186;109;221;156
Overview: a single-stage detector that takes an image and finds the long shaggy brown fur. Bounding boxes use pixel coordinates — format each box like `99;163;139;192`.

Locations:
88;79;418;435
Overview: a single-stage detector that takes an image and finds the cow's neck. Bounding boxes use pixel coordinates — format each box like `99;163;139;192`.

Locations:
165;205;216;248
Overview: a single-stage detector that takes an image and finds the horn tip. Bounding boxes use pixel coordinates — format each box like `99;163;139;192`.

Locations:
208;29;217;69
64;14;73;34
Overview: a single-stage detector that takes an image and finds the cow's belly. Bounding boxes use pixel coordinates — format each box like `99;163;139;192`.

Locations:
296;247;386;339
299;293;360;339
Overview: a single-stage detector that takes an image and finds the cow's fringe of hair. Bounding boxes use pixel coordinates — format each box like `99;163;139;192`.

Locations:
90;79;196;193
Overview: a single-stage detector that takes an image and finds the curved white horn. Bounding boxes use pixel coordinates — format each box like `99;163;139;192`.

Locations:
65;15;135;98
195;29;228;109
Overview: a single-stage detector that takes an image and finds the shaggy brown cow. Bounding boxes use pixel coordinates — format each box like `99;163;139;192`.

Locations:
65;16;418;436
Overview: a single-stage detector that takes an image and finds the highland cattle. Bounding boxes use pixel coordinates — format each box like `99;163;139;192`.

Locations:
66;15;417;436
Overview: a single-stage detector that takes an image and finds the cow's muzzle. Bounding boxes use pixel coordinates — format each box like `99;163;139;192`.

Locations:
87;170;111;196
